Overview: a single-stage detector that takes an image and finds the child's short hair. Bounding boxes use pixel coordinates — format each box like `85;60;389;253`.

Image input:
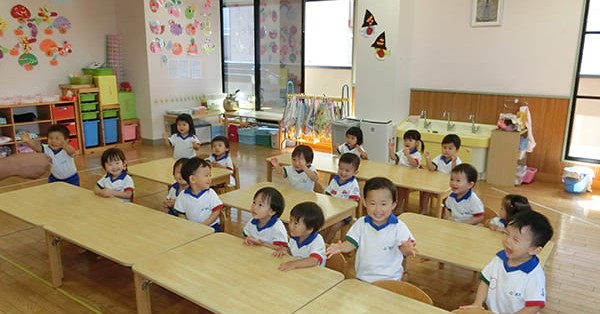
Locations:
292;145;314;164
100;148;126;168
339;153;360;171
346;127;364;145
254;187;285;218
211;135;230;149
175;113;196;135
363;177;397;203
442;134;461;150
503;194;531;222
403;129;425;152
48;124;70;139
173;157;189;175
290;201;324;232
180;157;211;185
451;163;478;184
508;210;554;248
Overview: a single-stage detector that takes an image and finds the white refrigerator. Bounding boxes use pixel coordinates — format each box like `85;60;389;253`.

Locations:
360;119;395;163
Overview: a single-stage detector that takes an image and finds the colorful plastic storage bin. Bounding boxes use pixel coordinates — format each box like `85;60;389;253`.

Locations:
228;124;239;142
211;124;225;138
122;123;137;141
69;138;79;150
61;122;76;135
238;127;257;145
118;92;137;120
102;109;119;118
83;120;99;147
81;111;99;120
103;118;119;144
256;127;278;147
52;105;75;120
79;93;96;102
80;102;98;112
521;167;538;184
562;166;595;194
82;67;114;76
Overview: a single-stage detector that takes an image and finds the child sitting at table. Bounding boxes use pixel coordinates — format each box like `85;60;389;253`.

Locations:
488;194;531;232
420;134;462;214
388;129;424;214
321;153;361;243
459;210;553;314
270;145;319;192
162;113;201;159
174;157;223;232
326;177;417;283
443;163;484;225
206;135;235;188
94;148;134;202
336;126;368;160
163;157;189;216
243;187;288;250
20;124;79;186
273;201;326;271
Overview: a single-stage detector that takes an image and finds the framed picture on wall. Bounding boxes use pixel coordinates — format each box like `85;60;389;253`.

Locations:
471;0;504;27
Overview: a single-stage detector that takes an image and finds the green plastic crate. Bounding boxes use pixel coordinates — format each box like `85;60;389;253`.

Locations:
79;93;96;102
102;109;119;118
80;102;98;112
82;111;99;121
118;92;137;120
82;67;113;76
69;75;93;85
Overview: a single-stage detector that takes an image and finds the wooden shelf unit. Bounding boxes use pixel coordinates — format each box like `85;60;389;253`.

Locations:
486;129;528;186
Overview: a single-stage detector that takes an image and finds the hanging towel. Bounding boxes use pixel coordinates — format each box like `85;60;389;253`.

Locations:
520;105;536;156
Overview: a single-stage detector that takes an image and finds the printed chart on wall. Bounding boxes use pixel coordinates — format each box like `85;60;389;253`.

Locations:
0;3;73;71
148;0;216;79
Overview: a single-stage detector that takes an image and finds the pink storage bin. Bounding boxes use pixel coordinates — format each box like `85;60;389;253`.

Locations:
522;167;538;184
122;123;138;141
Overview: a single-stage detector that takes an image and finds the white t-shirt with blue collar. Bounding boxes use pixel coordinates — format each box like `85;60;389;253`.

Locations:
42;144;77;179
167;182;185;200
168;133;200;159
96;171;135;202
444;189;484;223
394;148;422;168
288;232;326;267
242;216;288;247
336;143;367;159
345;215;415;283
325;175;360;201
283;165;317;192
481;250;546;313
174;188;223;225
431;154;462;173
207;152;235;185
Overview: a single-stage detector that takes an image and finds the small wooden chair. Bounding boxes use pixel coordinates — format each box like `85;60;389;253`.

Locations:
225;161;240;192
313;181;325;194
219;207;230;233
372;280;433;305
482;206;498;227
325;253;351;279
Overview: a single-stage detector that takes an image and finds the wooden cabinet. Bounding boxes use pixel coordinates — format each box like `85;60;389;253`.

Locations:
95;75;119;106
486;129;527;186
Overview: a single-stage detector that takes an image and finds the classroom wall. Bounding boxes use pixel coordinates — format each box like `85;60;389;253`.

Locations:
0;0;117;96
304;67;352;99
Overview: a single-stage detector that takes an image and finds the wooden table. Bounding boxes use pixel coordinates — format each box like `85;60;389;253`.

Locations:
222;109;283;139
219;182;357;231
0;183;213;287
296;279;449;313
132;233;344;314
400;212;554;272
267;152;451;217
128;157;232;187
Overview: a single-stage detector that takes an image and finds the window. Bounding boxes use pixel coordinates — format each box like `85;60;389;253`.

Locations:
305;0;353;68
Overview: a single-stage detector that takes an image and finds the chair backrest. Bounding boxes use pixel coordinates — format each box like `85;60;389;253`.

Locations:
483;206;498;227
451;308;494;314
325;253;350;278
314;181;325;193
372;280;433;305
231;161;240;190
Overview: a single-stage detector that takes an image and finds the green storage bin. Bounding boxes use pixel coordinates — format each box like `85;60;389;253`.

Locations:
82;111;99;120
81;102;98;112
82;67;113;76
118;92;137;120
80;93;96;102
69;75;93;85
102;109;119;118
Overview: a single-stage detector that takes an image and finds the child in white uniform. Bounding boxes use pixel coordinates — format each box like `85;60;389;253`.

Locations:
488;194;531;232
421;134;462;214
163;158;189;216
327;177;417;283
270;145;319;192
273;202;326;271
444;163;484;224
243;187;288;249
162;113;201;159
460;210;553;314
206;135;235;187
388;129;424;214
94;148;134;202
336;126;368;160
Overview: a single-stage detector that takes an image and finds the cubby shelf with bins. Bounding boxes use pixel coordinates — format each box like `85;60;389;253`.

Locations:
0;100;80;157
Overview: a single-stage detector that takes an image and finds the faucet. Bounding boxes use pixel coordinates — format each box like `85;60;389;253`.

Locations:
442;111;455;131
469;113;480;133
421;110;431;129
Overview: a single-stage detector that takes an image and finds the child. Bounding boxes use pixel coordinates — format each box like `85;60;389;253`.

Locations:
321;153;361;243
173;157;223;232
243;187;288;250
162;113;201;159
94;148;134;202
162;157;189;216
326;177;417;283
420;134;462;214
270;145;319;192
460;210;554;314
20;124;79;186
336;126;368;160
273;201;326;271
388;129;424;214
444;163;484;225
488;194;531;232
206;135;235;186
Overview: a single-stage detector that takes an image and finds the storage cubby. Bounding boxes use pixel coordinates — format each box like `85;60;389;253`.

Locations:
486;129;528;186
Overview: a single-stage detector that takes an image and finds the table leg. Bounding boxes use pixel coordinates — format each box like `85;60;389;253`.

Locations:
266;159;273;182
432;193;443;218
134;272;152;314
223;114;229;140
45;231;63;287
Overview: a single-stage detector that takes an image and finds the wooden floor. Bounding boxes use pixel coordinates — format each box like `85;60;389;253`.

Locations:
0;142;599;313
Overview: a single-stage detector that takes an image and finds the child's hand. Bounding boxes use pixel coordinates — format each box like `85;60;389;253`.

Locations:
210;161;220;168
162;131;169;139
457;304;485;311
278;260;299;272
98;188;113;198
424;151;430;160
272;246;289;257
388;140;395;151
163;198;175;209
326;241;343;258
20;132;31;141
270;157;280;167
192;142;201;150
244;236;263;246
399;239;417;257
403;146;410;156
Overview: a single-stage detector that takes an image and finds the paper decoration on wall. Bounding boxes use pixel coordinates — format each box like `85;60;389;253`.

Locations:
360;9;377;37
186;38;198;56
185;20;198;35
169;20;182;35
11;5;31;24
52;16;70;34
18;52;38;70
172;42;183;55
149;0;160;13
371;32;390;61
150;38;164;53
0;17;7;36
201;38;215;54
185;5;195;19
149;20;165;35
200;0;212;16
38;6;58;34
269;30;277;40
39;39;72;66
271;10;277;23
0;45;8;59
200;19;211;36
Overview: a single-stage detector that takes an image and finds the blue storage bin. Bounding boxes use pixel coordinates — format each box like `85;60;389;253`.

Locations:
562;166;594;194
211;125;225;138
103;118;119;144
238;127;256;145
83;120;100;147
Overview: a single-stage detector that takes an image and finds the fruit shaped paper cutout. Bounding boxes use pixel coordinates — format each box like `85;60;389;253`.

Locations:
271;10;277;22
360;9;378;37
172;42;183;55
200;20;211;36
201;38;215;54
38;6;58;22
269;30;277;40
149;0;160;13
169;19;182;35
27;22;38;38
149;20;165;35
0;45;8;59
186;38;198;56
53;16;70;34
39;39;72;65
185;20;199;36
0;17;7;37
18;52;38;71
149;38;164;53
11;5;31;24
16;36;37;53
371;32;390;61
185;5;195;19
200;0;212;15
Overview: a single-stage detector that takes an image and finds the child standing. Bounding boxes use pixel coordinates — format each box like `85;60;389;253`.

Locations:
162;113;201;159
163;158;189;216
460;210;553;314
444;163;484;224
94;148;134;202
388;129;424;214
270;145;319;192
243;187;288;250
488;194;531;232
273;201;326;271
336;126;368;160
326;177;417;283
20;124;79;186
321;153;361;243
207;135;235;186
174;157;223;232
420;134;462;214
